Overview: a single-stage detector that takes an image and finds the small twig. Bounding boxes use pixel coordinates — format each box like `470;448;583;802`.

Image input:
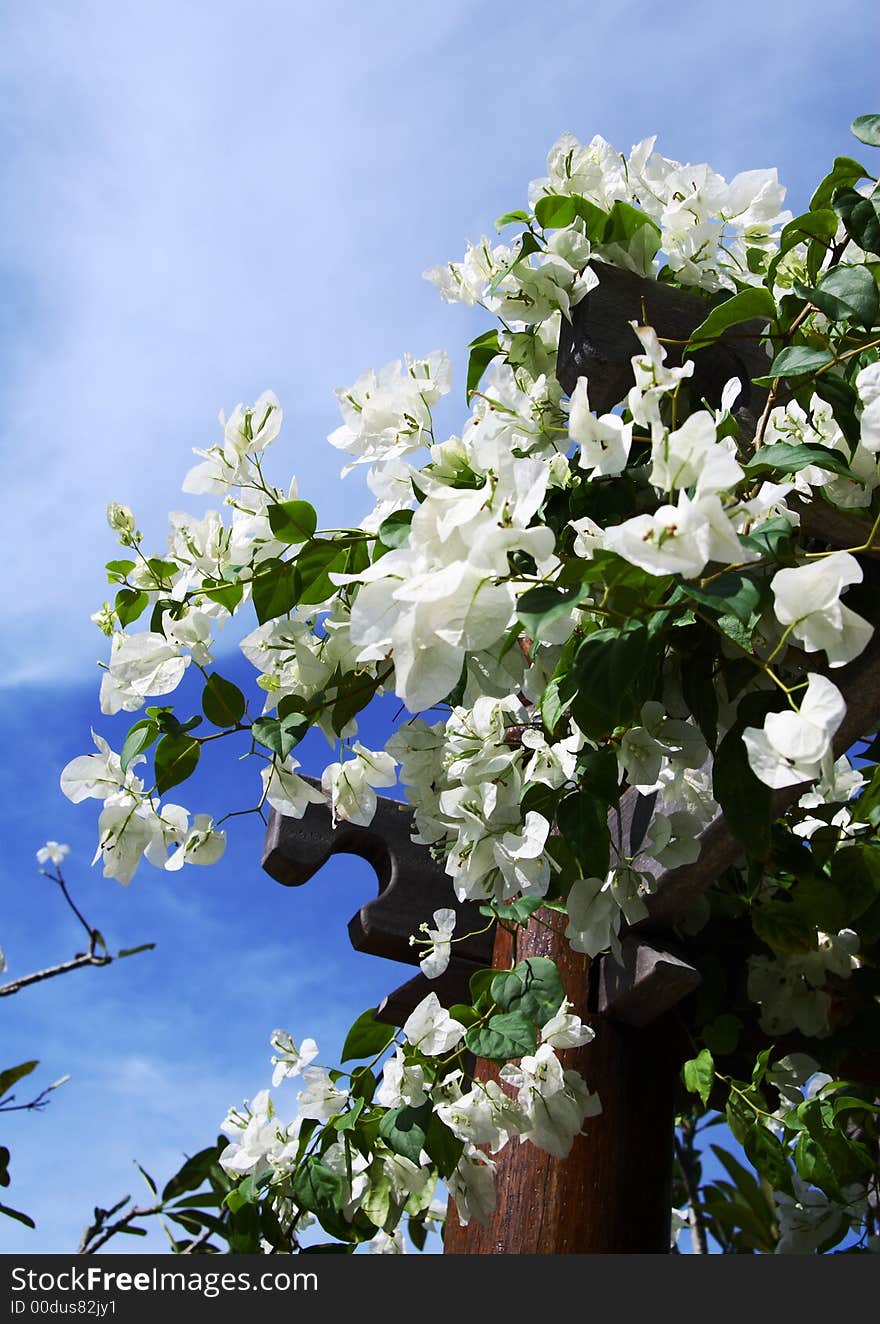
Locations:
0;1083;65;1113
0;953;112;998
78;1202;163;1255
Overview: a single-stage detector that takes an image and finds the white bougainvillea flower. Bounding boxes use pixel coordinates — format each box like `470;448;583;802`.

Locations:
375;1048;429;1109
771;552;872;668
99;632;191;715
436;1079;528;1152
604;491;753;578
260;758;326;819
269;1030;319;1087
564;876;622;957
742;674;846;789
568;379;632;476
411;908;457;979
448;1145;497;1227
856;360;880;453
295;1067;349;1121
36;842;70;867
491;811;552;900
164;815;226;870
321;743;397;827
60;730;136;804
402;992;466;1056
540;999;596;1050
91;802;158;886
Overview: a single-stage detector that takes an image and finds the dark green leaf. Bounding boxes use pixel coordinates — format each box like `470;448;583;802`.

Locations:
116;943;156;959
465;1010;538;1061
0;1061;39;1099
570;621;653;739
267;500;318;544
802;264;879;327
833;186;880;257
251;557;298;624
490;957;565;1026
851;115;880;148
114;588;148;628
683;572;763;625
744;1126;793;1195
378;1102;432;1164
810;156;868;212
576;747;620;805
776;209;839;262
424;1113;465;1180
712;721;772;859
766;345;835;378
251;712;309;760
830;842;880;917
683;1049;714;1104
376;511;414;550
556;789;609;879
202;674;246;728
154;733;200;795
686;287;775;351
702;1013;742;1057
292;1156;349;1240
517;583;586;640
753;900;817;954
161;1145;228;1202
120;719;160;773
744;441;854;480
340;1008;393;1063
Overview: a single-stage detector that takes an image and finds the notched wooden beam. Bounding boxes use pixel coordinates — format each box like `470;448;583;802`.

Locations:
557;260;770;434
262;781;493;969
595;935;701;1028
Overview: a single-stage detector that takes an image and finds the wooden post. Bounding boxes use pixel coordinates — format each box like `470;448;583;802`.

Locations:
442;908;682;1254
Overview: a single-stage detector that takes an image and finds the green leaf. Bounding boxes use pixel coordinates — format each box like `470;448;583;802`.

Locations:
736;514;796;559
830;842;880;917
495;209;532;231
378;1102;432;1164
0;1061;39;1099
533;192;610;237
202;579;244;613
833;186;880;257
556;789;609;879
201;674;246;728
712;723;772;859
810;156;868;212
154;733;200;795
330;1099;365;1133
490;957;565;1027
702;1013;742;1057
466;329;501;401
603;199;661;249
744;1125;794;1195
340;1008;393;1064
851;114;880;148
480;895;545;927
752;900;817;954
267;500;318;544
776;209;840;262
114;588;148;628
766;345;835;378
801;264;879;328
376;511;414;550
683;1048;714;1105
161;1145;227;1203
683;572;763;626
517;583;586;641
250;712;309;760
251;557;298;625
120;719;160;773
576;747;620;806
465;1010;538;1062
570;621;652;739
423;1113;465;1180
292;1156;348;1235
487;231;542;294
686;287;775;351
116;943;156;959
744;441;854;480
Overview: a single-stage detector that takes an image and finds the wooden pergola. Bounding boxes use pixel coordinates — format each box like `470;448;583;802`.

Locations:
261;263;880;1253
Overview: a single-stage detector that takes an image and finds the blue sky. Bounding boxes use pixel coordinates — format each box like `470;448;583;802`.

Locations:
2;0;879;1253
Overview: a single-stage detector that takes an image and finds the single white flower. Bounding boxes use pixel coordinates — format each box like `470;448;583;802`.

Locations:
743;674;846;789
771;552;872;668
402;993;466;1056
269;1031;319;1087
411;908;457;980
36;842;70;867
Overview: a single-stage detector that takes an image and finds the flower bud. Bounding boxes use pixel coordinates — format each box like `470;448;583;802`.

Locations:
107;503;137;541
